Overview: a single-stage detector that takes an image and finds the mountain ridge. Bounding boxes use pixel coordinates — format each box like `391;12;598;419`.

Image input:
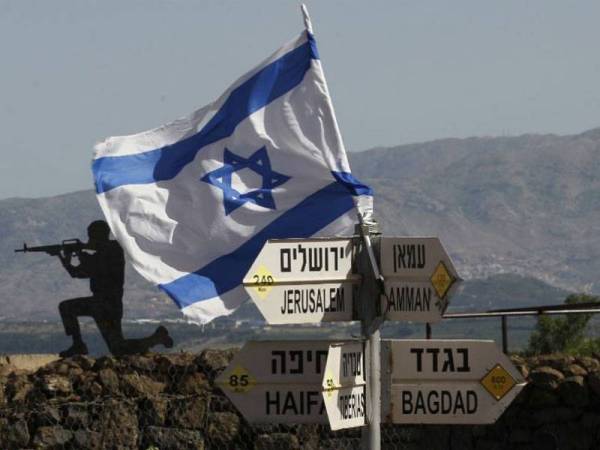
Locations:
1;126;598;320
348;126;600;294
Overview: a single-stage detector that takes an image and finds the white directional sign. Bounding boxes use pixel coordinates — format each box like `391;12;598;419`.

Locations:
216;341;332;424
322;342;366;430
244;238;360;324
380;237;462;323
384;340;526;424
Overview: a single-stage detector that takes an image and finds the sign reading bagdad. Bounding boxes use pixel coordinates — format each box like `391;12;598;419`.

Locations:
244;238;359;324
380;237;462;323
384;340;526;424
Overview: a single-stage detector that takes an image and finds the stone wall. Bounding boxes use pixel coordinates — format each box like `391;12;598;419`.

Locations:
1;351;599;449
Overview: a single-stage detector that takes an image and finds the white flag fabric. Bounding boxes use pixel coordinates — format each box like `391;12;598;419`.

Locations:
92;19;372;323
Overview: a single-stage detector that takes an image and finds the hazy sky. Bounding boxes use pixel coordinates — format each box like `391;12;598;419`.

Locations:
1;0;600;199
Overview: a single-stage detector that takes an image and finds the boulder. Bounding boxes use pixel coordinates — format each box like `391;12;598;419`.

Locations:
255;433;300;450
528;366;564;391
196;348;236;378
168;395;208;429
92;399;139;448
63;402;90;428
449;426;474;450
471;425;488;439
178;372;210;395
320;438;363;449
121;372;166;397
508;427;532;444
6;373;33;403
156;353;196;376
511;356;529;379
40;374;72;397
72;430;103;450
72;354;96;371
93;355;119;371
72;372;92;395
565;421;594;450
474;439;508;450
563;364;587;377
533;355;575;372
138;396;169;426
126;354;156;373
97;367;120;394
32;404;62;427
587;371;600;398
68;366;84;379
576;356;600;372
526;386;561;408
497;404;522;426
531;430;560;450
558;376;589;408
142;426;205;450
45;361;70;376
87;380;103;398
32;426;73;448
294;424;320;450
0;418;30;448
206;412;241;445
581;412;600;429
529;406;581;427
420;425;450;450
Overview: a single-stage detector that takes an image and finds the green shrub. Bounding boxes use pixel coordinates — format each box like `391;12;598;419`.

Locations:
526;294;600;355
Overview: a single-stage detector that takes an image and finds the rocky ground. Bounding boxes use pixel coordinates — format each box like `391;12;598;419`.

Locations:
1;350;600;449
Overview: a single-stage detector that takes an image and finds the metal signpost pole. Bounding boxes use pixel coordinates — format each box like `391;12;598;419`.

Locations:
364;317;381;450
357;218;383;450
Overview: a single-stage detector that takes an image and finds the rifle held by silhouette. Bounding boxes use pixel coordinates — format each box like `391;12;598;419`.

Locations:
14;239;89;256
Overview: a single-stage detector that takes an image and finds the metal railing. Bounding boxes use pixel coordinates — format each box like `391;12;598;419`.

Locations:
425;302;600;354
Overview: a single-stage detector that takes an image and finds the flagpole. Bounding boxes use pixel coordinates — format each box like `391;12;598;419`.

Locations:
357;218;382;450
301;5;381;449
300;3;313;34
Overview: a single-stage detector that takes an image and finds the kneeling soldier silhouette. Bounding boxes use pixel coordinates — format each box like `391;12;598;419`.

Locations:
58;220;173;357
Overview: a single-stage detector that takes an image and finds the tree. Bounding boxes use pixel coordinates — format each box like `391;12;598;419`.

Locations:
527;294;600;355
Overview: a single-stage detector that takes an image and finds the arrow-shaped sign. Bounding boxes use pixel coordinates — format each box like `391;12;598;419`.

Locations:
380;237;462;323
243;238;360;324
384;340;526;424
322;341;367;430
216;341;333;424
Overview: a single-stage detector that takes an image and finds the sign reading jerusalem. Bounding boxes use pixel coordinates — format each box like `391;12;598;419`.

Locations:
380;237;462;323
243;238;360;324
385;340;526;424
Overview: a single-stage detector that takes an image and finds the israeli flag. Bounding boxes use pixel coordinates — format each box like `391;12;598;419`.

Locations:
92;8;372;323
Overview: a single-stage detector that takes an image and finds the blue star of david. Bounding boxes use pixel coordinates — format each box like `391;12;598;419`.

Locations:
201;147;291;215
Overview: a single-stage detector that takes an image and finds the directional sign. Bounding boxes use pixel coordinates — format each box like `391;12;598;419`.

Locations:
216;341;333;424
244;238;360;324
384;340;526;424
322;342;366;430
380;237;461;323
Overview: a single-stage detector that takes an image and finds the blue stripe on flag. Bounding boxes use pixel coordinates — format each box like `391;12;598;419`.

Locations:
158;180;356;308
306;31;319;60
332;171;373;196
93;39;318;194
